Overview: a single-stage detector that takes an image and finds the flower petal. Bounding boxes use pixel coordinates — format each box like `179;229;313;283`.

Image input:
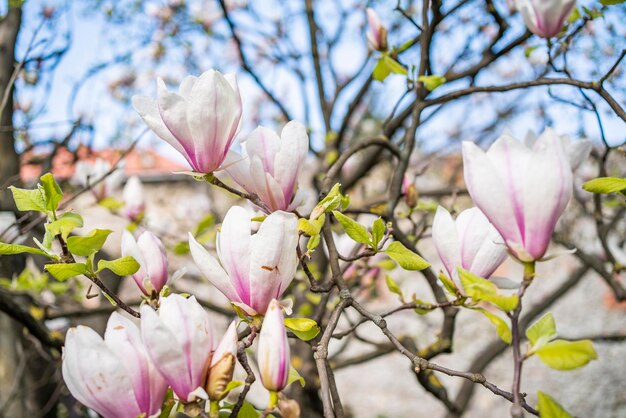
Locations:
432;206;460;281
189;233;241;304
216;206;252;303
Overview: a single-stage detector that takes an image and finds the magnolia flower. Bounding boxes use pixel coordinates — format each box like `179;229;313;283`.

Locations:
72;158;124;201
189;206;298;316
515;0;576;38
62;312;167;418
366;8;387;51
524;130;592;169
132;69;243;173
462;129;588;262
122;176;145;221
432;206;507;283
122;230;168;296
224;121;309;213
141;294;213;401
206;321;238;402
257;299;290;392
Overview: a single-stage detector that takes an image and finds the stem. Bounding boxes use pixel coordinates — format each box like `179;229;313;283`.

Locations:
204;173;271;213
209;401;219;418
510;261;535;418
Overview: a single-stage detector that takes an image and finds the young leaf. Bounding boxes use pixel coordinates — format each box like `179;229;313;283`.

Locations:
287;366;306;387
418;75;446;91
98;196;125;210
39;173;63;212
371;218;385;249
47;213;84;240
66;229;112;256
537;391;573;418
373;57;392;81
526;312;557;352
582;177;626;195
284;318;320;341
0;242;53;258
97;256;140;276
385;275;404;300
438;271;459;295
385;241;430;270
45;263;87;281
307;234;321;252
9;186;47;213
458;268;518;312
332;211;371;245
534;339;597;370
475;308;512;344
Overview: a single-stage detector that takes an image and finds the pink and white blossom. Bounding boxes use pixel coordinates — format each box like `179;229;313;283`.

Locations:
132;69;242;173
122;230;169;296
257;299;290;392
140;294;213;402
62;312;167;418
515;0;576;38
122;176;145;221
366;8;388;51
224;121;309;213
189;206;298;315
462;130;589;262
432;206;507;283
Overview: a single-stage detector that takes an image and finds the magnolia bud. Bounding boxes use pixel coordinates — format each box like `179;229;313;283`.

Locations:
366;8;388;51
206;321;238;402
402;175;418;208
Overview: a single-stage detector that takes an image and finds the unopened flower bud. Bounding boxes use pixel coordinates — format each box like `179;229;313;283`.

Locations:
402;175;418;208
366;8;388;51
206;321;238;402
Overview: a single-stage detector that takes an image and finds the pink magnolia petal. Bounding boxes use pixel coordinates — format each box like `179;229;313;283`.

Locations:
432;206;461;281
257;299;290;392
189;233;242;304
462;141;523;250
216;206;252;302
245;126;280;175
274;121;308;203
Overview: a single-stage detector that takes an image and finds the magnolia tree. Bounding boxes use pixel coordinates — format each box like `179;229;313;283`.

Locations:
0;0;625;417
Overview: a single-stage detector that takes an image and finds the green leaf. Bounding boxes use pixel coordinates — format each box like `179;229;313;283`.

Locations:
526;312;557;352
0;242;53;258
385;241;430;271
438;271;458;295
45;263;87;281
458;268;518;312
373;57;391;81
66;229;112;256
371;218;385;249
9;186;47;213
333;211;371;245
237;401;261;418
97;256;140;276
287;366;306;387
537;391;573;418
98;196;125;210
46;213;84;240
299;214;325;236
475;308;512;344
194;214;215;236
375;259;396;270
535;339;597;370
582;177;626;195
39;173;63;212
383;55;407;75
284;318;320;341
373;55;407;81
311;183;347;219
418;75;446;91
385;275;404;299
600;0;626;4
307;234;321;252
221;380;243;397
